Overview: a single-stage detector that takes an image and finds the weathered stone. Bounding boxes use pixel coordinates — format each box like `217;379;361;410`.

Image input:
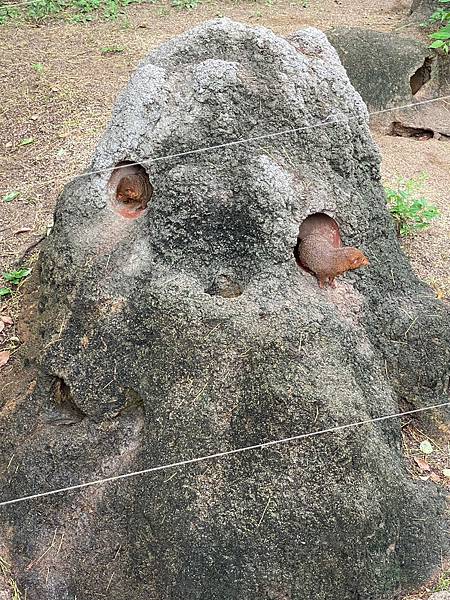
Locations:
409;0;441;20
326;27;450;136
429;592;450;600
0;18;449;600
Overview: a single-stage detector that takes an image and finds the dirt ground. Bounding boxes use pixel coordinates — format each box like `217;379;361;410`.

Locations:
0;0;449;597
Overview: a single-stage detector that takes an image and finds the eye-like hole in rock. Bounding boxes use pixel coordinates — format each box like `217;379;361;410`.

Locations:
108;161;153;219
47;377;85;425
410;57;433;96
390;122;435;140
205;275;243;298
294;212;341;272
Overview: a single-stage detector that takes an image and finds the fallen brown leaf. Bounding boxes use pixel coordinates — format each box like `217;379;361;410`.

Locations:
0;315;13;325
0;351;11;368
429;472;441;484
413;456;431;472
14;227;32;235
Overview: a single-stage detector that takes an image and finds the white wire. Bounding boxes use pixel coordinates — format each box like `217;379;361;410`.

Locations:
0;66;448;508
78;95;450;175
0;400;448;507
27;93;450;189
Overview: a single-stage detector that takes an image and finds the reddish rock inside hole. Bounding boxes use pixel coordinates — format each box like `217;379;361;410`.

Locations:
294;213;341;273
108;162;153;219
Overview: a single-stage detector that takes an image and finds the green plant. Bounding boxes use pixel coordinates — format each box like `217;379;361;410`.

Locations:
2;268;32;287
425;0;450;53
27;0;66;21
0;287;12;297
0;4;20;24
385;175;439;236
19;137;34;146
32;62;45;73
171;0;199;9
101;45;125;54
3;191;20;203
434;568;450;591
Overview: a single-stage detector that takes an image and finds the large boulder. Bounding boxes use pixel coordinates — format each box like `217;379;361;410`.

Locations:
0;19;449;600
326;27;450;137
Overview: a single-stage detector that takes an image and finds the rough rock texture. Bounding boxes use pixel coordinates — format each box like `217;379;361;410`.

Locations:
326;27;450;136
0;19;449;600
429;593;450;600
409;0;441;20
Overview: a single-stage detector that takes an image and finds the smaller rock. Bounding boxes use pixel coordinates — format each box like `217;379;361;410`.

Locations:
409;0;439;20
429;592;450;600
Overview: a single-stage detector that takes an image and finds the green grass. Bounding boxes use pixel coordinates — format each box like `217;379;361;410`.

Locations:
434;568;450;591
101;44;125;54
0;0;159;24
0;557;24;600
171;0;200;9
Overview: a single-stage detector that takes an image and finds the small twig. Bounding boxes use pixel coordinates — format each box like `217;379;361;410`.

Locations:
257;496;272;527
164;472;177;484
6;454;14;471
313;405;319;424
106;572;114;592
113;545;121;561
102;379;114;391
26;529;58;570
14;234;46;267
404;316;418;338
56;532;64;556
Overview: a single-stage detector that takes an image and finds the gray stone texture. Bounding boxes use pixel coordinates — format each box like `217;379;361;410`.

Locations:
326;27;450;136
0;18;449;600
410;0;442;20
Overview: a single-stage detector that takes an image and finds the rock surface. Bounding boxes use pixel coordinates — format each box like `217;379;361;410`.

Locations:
326;27;450;136
409;0;441;20
0;18;449;600
429;593;450;600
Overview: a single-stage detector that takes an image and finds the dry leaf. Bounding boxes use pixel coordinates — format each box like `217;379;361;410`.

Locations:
0;315;13;325
429;472;441;484
0;351;11;368
14;227;32;235
413;456;431;472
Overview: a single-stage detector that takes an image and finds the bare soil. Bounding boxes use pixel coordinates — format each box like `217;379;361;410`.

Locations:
0;1;449;597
